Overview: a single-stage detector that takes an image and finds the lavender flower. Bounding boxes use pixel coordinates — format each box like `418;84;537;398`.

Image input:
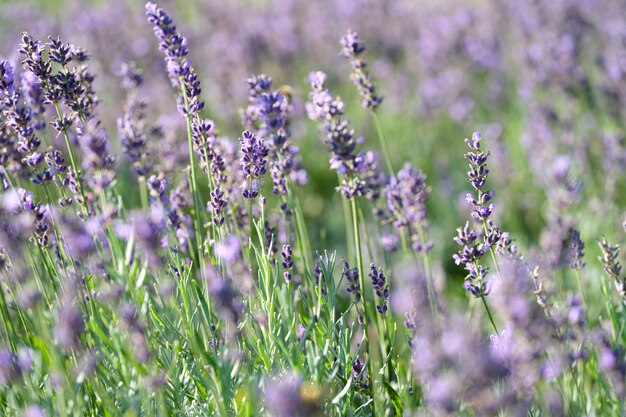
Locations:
339;30;382;110
351;357;369;389
454;132;515;297
55;302;84;352
77;119;115;192
342;259;360;302
239;130;268;199
146;1;222;189
453;222;489;297
208;185;226;227
384;163;433;253
313;254;327;296
569;229;585;270
281;244;293;282
145;2;190;89
242;74;307;196
117;63;151;178
598;237;625;300
307;71;383;199
464;132;494;223
369;263;389;314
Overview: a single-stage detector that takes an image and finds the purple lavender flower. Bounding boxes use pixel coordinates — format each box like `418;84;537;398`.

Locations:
351;357;369;389
569;229;585;270
307;71;383;199
342;259;360;302
55;302;84;352
0;60;16;97
145;2;189;87
242;74;307;196
117;63;151;178
369;263;389;314
239;130;268;199
208;185;226;227
464;132;494;222
454;132;516;297
339;30;382;110
281;244;293;282
77;119;115;192
453;222;489;297
598;237;625;300
384;162;433;253
313;254;327;296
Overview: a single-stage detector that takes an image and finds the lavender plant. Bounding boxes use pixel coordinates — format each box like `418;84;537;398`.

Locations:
0;1;625;416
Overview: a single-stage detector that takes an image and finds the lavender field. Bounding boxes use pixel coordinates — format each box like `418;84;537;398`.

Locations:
1;0;626;415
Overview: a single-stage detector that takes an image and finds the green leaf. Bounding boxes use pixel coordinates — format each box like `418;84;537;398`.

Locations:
383;382;403;417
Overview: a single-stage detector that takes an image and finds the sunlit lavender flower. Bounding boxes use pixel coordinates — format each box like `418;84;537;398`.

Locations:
453;222;489;297
243;74;307;196
147;1;220;184
239;130;268;199
464;132;494;222
307;71;383;199
145;2;190;88
339;30;382;110
455;132;515;296
0;59;44;179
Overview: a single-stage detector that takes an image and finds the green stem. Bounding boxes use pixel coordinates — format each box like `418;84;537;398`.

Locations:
371;111;395;174
179;82;205;266
339;173;354;259
575;269;586;307
480;293;499;335
350;197;376;417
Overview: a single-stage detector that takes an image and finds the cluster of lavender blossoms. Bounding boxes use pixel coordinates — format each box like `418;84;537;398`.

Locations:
454;132;515;297
239;130;268;199
339;30;382;111
306;71;384;200
243;74;307;196
2;1;626;416
380;163;433;253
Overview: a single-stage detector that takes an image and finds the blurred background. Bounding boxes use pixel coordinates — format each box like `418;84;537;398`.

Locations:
2;0;626;300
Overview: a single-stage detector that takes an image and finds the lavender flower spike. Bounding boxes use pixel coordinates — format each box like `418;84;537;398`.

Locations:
339;30;382;110
369;263;389;314
239;130;268;199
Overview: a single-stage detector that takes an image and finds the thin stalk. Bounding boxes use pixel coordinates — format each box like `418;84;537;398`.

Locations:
575;269;586;306
339;173;354;259
179;79;205;261
480;293;499;335
350;197;376;417
371;112;395;174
